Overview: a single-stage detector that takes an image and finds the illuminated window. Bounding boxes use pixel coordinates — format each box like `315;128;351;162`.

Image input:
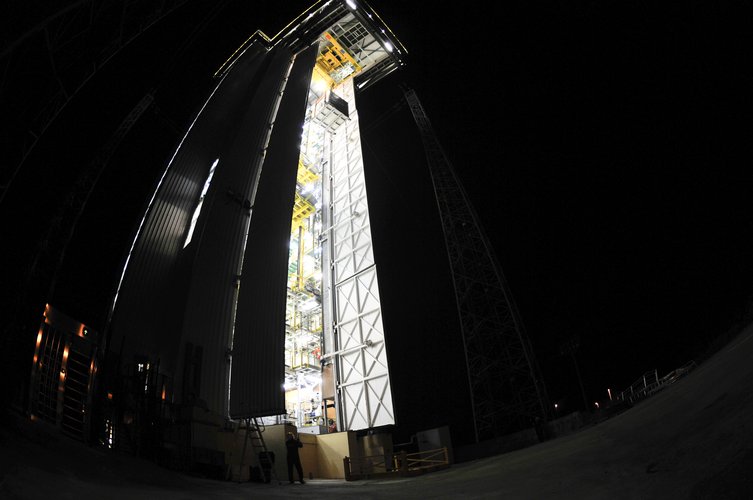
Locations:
184;158;219;248
104;419;113;449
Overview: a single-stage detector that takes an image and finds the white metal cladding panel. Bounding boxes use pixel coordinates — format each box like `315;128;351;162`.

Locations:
329;80;394;430
336;269;392;429
336;271;385;355
180;47;306;418
109;45;268;378
229;44;319;419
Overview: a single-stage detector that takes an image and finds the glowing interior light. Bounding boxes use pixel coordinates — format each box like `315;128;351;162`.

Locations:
105;419;113;448
184;158;219;248
312;79;328;93
384;41;393;52
346;0;357;9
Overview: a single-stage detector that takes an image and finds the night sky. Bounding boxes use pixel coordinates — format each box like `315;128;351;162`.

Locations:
357;1;753;411
3;1;752;420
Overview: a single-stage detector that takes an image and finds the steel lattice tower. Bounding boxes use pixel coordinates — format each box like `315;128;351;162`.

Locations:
404;88;548;442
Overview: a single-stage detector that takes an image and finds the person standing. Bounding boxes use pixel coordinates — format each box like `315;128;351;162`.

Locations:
285;431;305;484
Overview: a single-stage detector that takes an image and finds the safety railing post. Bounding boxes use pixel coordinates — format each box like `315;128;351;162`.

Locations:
399;450;408;476
343;456;351;481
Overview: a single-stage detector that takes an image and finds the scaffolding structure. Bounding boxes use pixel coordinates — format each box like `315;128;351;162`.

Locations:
404;89;549;442
284;154;325;429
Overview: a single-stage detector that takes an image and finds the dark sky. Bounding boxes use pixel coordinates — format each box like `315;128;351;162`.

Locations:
4;0;752;417
358;1;753;411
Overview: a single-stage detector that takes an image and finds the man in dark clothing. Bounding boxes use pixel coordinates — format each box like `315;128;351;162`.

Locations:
285;431;305;484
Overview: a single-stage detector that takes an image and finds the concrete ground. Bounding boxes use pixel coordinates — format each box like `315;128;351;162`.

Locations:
2;325;752;499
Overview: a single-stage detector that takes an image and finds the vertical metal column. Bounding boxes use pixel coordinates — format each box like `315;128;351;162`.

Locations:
320;80;395;431
403;88;548;441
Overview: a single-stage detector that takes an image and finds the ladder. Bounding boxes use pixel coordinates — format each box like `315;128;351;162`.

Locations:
238;417;279;484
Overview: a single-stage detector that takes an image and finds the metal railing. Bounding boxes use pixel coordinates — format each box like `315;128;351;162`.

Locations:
405;448;449;471
617;361;697;404
659;360;697;386
617;369;660;404
343;447;449;481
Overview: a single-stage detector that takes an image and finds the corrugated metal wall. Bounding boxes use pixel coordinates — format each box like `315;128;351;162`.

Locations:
108;43;269;394
229;44;318;419
178;46;303;417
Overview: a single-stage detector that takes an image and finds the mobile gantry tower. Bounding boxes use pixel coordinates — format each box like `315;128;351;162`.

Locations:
106;0;405;435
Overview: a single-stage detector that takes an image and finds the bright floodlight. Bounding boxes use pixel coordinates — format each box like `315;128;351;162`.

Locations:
346;0;357;9
312;79;328;93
